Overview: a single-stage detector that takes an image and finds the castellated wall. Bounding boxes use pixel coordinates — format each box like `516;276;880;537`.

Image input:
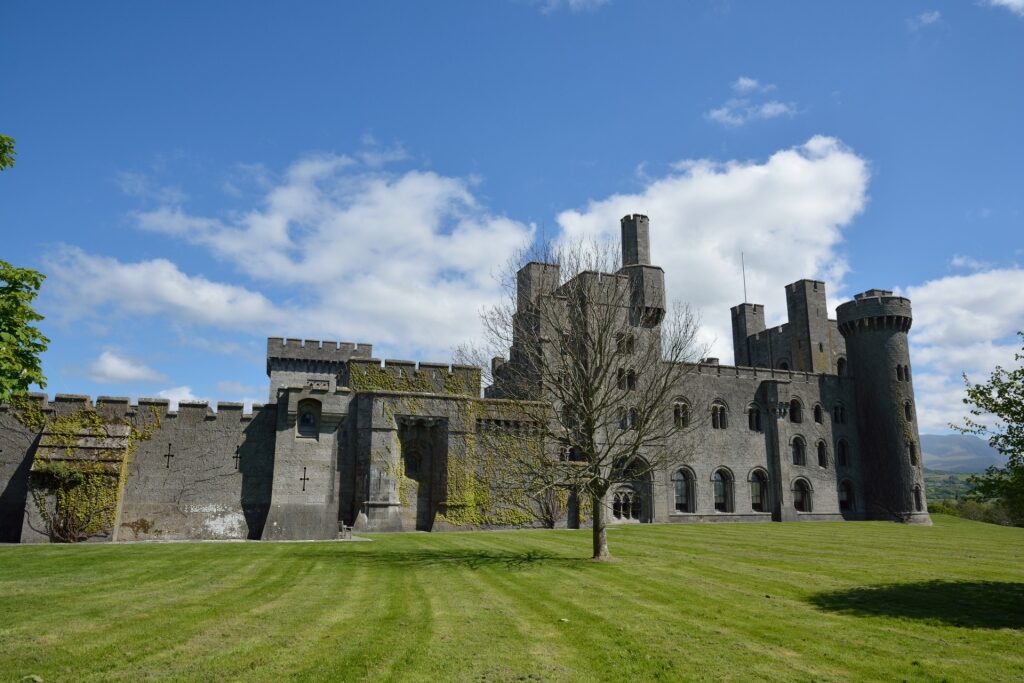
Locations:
1;394;276;544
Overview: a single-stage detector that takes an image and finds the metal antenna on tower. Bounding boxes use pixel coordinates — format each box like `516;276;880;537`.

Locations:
741;252;748;303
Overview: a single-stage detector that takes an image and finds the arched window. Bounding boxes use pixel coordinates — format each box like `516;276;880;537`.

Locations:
789;399;803;423
907;442;918;466
627;408;638;431
792;436;807;466
711;401;728;430
673;400;690;429
778;360;790;371
837;439;849;467
630;493;641;520
905;365;912;381
613;493;623;519
712;469;734;513
747;404;762;432
904;401;914;422
817;441;828;468
833;404;846;424
836;357;847;376
750;469;769;513
896;365;905;381
813;404;823;424
838;480;855;511
793;479;812;512
618;407;627;430
296;399;321;439
672;469;694;513
913;486;924;512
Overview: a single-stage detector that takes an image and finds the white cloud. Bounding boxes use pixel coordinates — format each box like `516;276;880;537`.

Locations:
540;0;611;13
558;135;870;363
987;0;1024;17
157;385;202;410
950;254;992;271
732;76;774;94
43;246;286;332
47;155;534;361
899;267;1024;431
88;351;167;384
115;171;187;204
707;77;796;127
908;10;942;30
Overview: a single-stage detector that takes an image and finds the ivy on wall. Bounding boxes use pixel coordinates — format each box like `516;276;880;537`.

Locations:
14;403;161;543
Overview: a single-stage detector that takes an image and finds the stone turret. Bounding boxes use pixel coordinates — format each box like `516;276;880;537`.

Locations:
837;290;930;524
618;214;665;327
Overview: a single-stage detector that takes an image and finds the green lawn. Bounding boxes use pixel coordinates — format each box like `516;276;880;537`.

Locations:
1;516;1022;682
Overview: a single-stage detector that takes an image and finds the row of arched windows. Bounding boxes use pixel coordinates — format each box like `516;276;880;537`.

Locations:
896;364;912;382
791;437;835;468
672;399;851;431
671;468;854;514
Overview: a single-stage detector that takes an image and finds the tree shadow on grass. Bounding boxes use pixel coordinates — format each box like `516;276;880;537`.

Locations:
809;580;1024;630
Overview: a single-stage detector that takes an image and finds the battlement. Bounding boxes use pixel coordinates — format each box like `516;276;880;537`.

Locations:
0;393;271;423
688;361;828;383
836;292;912;334
346;358;481;397
267;337;373;363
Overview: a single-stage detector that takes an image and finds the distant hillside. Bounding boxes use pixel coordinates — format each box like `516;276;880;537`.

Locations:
920;434;1007;474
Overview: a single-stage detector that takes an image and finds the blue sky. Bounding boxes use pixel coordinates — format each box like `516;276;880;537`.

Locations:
1;1;1022;432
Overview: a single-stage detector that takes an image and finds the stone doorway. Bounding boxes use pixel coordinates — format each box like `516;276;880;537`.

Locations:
397;417;445;531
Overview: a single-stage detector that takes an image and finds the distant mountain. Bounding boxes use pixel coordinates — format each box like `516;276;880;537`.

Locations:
919;434;1008;473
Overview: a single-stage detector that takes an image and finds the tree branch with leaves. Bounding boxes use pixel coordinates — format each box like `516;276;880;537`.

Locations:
954;331;1024;526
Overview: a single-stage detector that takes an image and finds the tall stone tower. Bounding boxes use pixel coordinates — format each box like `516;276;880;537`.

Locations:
837;290;931;524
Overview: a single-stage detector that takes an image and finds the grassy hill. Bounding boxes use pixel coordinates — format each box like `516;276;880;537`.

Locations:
1;517;1022;682
924;469;975;499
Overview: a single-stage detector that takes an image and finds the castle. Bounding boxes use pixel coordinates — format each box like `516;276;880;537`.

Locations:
0;214;930;543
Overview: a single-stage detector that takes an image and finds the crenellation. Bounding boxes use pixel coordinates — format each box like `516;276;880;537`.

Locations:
0;211;927;543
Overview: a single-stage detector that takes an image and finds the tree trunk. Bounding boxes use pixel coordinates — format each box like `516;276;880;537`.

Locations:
591;491;611;560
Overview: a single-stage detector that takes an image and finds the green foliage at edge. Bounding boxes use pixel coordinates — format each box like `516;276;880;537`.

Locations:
0;258;49;402
955;331;1024;525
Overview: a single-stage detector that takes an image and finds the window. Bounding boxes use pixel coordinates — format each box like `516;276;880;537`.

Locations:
836;357;847;376
617;368;635;390
833;404;846;424
618;407;627;430
913;486;924;512
627;370;636;391
813;404;823;424
672;469;694;513
616;333;635;355
904;401;914;422
792;437;807;466
627;408;638;431
838;480;854;512
896;365;905;381
905;365;912;381
296;399;321;439
817;441;828;468
673;401;690;429
750;470;769;513
747;404;762;432
793;479;812;512
907;442;918;466
789;399;803;423
711;402;728;430
613;490;640;520
713;469;733;513
778;361;790;371
837;439;849;467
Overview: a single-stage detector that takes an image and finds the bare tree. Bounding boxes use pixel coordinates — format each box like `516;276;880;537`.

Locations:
458;234;706;560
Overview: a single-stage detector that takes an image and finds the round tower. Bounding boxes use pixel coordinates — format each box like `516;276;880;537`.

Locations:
837;290;931;524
